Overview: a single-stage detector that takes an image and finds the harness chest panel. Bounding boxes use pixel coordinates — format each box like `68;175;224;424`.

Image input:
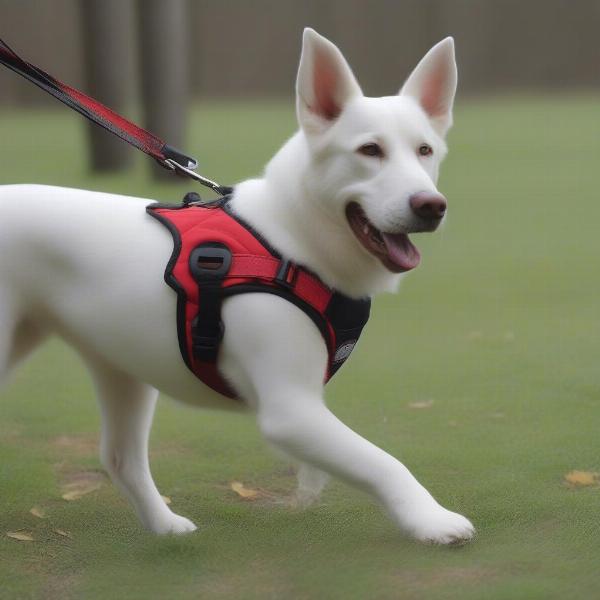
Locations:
147;198;371;399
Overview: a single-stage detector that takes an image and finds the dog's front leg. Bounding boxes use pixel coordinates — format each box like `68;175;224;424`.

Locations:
257;393;474;544
221;295;474;544
293;463;330;508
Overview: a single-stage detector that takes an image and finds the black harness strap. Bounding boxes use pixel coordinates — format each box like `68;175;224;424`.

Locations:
188;244;232;362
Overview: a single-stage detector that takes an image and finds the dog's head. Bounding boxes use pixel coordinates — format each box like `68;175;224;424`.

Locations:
296;28;457;274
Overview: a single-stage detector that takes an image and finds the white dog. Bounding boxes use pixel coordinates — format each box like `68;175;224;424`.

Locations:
0;29;474;544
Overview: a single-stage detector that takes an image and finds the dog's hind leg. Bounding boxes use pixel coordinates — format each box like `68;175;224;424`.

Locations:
87;357;197;534
8;319;48;371
0;302;48;387
0;290;19;387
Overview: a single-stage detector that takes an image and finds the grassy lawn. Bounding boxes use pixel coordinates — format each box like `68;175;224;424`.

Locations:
1;94;599;599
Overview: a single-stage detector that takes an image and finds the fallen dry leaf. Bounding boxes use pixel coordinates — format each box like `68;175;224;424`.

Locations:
161;495;172;505
29;506;46;519
6;531;34;542
408;400;434;409
564;470;600;487
61;471;105;501
54;529;72;538
230;481;260;500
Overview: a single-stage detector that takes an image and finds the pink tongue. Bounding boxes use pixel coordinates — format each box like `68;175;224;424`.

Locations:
382;233;421;270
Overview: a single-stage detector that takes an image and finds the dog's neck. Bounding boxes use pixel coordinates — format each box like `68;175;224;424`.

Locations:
230;131;402;298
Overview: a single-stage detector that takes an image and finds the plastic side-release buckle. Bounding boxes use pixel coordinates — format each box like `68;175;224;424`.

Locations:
275;259;298;289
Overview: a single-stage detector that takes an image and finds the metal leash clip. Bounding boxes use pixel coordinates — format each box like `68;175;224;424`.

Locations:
163;158;224;194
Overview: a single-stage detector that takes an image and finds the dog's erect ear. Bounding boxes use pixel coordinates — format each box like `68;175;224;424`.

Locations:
296;28;362;135
400;37;457;136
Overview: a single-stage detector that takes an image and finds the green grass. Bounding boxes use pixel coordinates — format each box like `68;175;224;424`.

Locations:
1;94;600;599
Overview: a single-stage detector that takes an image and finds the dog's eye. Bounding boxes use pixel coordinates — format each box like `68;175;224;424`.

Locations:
418;144;433;157
357;143;385;158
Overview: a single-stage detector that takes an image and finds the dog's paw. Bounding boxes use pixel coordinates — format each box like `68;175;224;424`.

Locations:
149;512;198;535
292;465;329;509
291;487;321;509
398;503;475;545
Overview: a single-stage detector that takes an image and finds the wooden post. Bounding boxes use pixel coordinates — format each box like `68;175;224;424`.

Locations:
138;0;189;180
80;0;134;171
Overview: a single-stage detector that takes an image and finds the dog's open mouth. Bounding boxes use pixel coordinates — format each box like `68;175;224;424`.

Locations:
346;203;421;273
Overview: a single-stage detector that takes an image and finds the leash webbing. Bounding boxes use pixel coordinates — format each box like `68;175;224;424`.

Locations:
0;37;229;195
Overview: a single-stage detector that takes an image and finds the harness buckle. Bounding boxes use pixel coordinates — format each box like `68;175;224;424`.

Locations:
275;259;298;289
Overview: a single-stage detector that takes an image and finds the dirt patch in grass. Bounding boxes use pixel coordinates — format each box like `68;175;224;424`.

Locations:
40;571;82;600
50;434;189;460
58;469;107;501
0;423;23;441
195;560;295;599
217;466;300;508
16;552;82;600
391;565;499;594
149;440;193;459
51;434;99;457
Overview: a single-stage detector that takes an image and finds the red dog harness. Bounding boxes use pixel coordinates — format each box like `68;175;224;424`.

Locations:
147;196;371;398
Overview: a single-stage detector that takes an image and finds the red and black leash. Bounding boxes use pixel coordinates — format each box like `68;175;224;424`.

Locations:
0;36;230;195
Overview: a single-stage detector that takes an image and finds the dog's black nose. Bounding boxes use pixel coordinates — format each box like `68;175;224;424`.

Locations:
409;192;447;220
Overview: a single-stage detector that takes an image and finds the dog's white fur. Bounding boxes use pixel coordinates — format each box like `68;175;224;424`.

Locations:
0;29;474;543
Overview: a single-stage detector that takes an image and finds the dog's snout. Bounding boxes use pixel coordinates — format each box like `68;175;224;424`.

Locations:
409;192;447;221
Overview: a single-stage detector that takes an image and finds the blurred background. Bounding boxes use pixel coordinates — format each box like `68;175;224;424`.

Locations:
1;2;600;598
0;0;598;176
